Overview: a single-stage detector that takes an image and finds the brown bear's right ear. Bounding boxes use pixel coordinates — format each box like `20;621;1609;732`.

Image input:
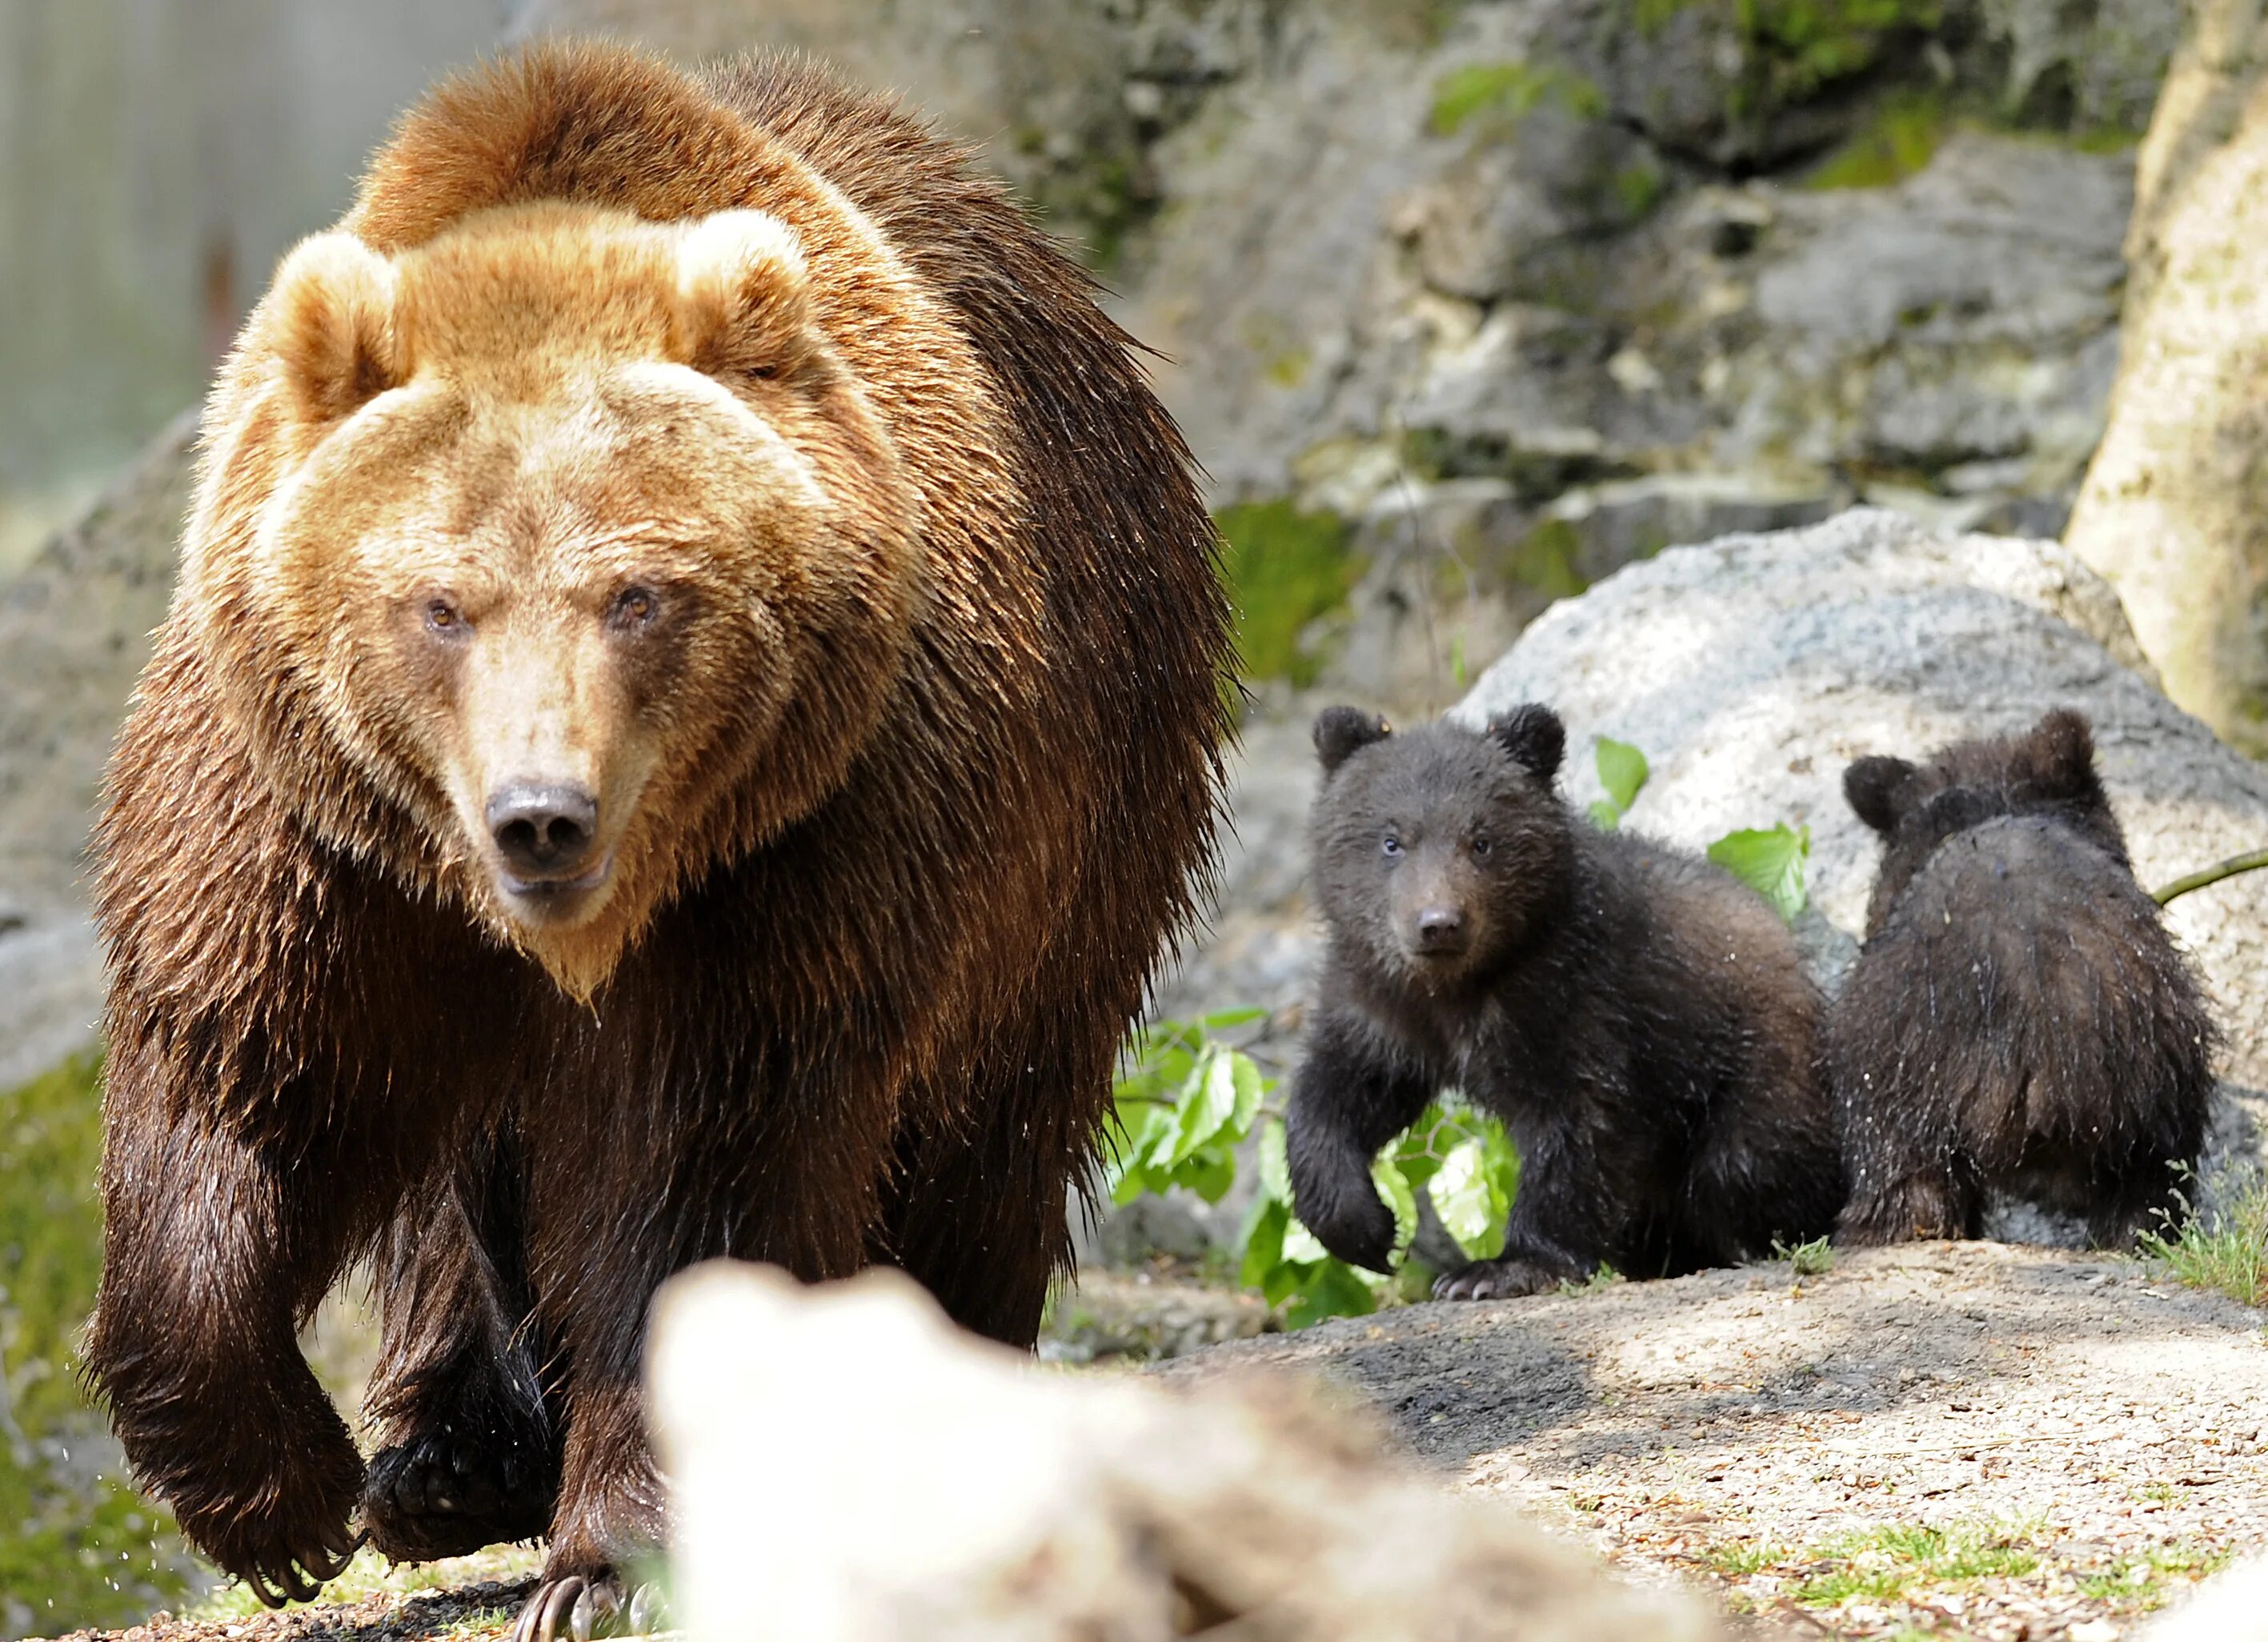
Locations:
2015;707;2099;798
1488;703;1565;785
673;210;819;385
1314;707;1391;774
267;233;400;425
1844;755;1916;835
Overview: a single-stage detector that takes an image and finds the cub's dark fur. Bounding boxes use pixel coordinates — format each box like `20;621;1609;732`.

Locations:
1285;706;1841;1300
1829;709;2215;1248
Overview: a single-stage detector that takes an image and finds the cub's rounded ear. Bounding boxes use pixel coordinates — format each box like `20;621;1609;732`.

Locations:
1488;703;1565;784
2019;707;2099;795
1843;755;1916;835
674;210;816;384
1313;706;1391;774
268;233;399;424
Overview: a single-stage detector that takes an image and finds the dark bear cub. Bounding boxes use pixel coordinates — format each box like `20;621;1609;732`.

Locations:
1829;708;2216;1248
1285;704;1842;1300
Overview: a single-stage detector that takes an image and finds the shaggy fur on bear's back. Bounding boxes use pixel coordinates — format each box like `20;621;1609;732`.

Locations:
1284;708;1841;1301
1828;710;2215;1248
88;42;1230;1629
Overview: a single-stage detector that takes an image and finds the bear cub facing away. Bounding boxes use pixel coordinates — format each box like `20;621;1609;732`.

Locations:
1286;705;1843;1300
1829;708;2215;1248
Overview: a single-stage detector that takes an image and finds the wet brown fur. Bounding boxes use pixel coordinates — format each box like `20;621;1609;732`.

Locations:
87;42;1230;1612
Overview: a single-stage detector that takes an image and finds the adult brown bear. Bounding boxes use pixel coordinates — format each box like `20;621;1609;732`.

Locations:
86;41;1231;1635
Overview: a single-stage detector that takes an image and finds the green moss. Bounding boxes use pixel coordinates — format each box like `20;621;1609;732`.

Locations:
0;1052;200;1632
1804;92;1949;188
1214;501;1364;686
1428;61;1606;139
1629;0;1941;118
1507;518;1593;600
1612;157;1669;217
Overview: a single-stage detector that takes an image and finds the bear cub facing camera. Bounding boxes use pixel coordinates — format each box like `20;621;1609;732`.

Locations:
1285;705;1843;1300
1829;709;2216;1248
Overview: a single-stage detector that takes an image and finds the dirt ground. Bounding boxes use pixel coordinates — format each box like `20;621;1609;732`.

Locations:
45;1242;2268;1642
1171;1240;2268;1639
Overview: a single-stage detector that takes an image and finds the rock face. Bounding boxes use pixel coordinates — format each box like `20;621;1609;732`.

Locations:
2066;0;2268;755
0;416;191;1090
647;1259;1725;1642
519;0;2174;706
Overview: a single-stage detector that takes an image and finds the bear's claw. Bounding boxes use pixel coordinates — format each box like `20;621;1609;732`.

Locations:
509;1575;666;1642
362;1427;551;1562
1433;1256;1571;1301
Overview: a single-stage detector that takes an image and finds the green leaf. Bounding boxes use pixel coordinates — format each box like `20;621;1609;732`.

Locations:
1287;1260;1380;1328
1240;1196;1289;1289
1281;1211;1332;1266
1595;736;1649;812
1256;1120;1293;1206
1707;822;1812;924
1161;1045;1240;1168
1429;1136;1503;1250
1200;1006;1269;1031
1372;1155;1420;1257
1588;799;1622;831
1228;1051;1267;1138
1177;1146;1238;1204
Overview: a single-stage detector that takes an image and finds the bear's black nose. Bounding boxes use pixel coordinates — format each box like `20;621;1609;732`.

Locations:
487;783;599;879
1414;907;1468;954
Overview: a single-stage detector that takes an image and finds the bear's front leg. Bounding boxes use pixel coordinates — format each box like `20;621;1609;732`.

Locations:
1433;1103;1622;1302
1285;1014;1437;1273
89;1045;365;1602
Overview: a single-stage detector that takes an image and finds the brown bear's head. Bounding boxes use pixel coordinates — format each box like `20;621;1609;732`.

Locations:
186;202;923;998
1843;707;2132;935
1308;704;1576;991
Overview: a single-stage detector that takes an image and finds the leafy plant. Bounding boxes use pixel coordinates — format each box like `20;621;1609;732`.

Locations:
1106;1017;1520;1328
1708;822;1811;923
1773;1233;1834;1277
1588;735;1649;831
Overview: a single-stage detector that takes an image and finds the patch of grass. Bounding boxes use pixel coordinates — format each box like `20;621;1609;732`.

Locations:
2140;1175;2268;1308
187;1545;544;1621
1773;1234;1835;1277
1557;1263;1626;1296
0;1051;205;1633
1705;1538;1790;1576
1213;500;1364;687
2074;1542;2232;1610
1788;1520;2042;1608
1805;92;1949;189
1428;60;1605;139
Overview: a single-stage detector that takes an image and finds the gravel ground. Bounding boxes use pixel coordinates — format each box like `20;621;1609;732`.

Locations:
42;1243;2267;1642
1168;1241;2268;1639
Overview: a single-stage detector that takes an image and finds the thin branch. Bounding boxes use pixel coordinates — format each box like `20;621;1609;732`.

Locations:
2153;847;2268;906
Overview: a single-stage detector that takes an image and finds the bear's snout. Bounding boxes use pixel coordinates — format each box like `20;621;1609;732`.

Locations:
1412;905;1469;955
487;782;601;883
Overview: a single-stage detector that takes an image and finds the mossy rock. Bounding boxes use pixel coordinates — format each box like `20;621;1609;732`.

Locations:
1215;501;1367;687
1428;60;1607;140
0;1052;201;1633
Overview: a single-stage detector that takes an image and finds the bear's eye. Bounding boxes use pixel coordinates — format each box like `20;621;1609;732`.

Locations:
1381;835;1402;859
1472;835;1493;859
608;587;659;631
423;599;465;637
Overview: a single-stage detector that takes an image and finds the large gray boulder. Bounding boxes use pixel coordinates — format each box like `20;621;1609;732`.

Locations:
1455;507;2268;1186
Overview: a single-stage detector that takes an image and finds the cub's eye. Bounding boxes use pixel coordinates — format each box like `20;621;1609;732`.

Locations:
1472;835;1493;859
423;599;465;636
1381;835;1403;859
743;361;779;382
608;587;659;631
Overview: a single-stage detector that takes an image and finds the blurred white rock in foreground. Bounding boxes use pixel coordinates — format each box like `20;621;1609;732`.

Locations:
646;1260;1723;1642
2144;1555;2268;1640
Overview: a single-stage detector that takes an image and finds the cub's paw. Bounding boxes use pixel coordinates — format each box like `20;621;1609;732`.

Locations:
511;1573;667;1642
363;1425;554;1562
1433;1256;1573;1302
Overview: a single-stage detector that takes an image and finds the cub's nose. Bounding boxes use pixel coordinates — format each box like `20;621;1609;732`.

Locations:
487;783;599;879
1414;906;1467;953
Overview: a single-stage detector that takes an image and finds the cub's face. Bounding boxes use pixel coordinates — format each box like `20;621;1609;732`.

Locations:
197;204;920;997
1308;706;1573;991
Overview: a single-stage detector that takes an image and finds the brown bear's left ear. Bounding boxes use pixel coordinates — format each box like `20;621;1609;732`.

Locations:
673;210;818;386
2017;707;2100;798
268;233;400;425
1844;755;1917;835
1314;706;1391;774
1488;703;1565;785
